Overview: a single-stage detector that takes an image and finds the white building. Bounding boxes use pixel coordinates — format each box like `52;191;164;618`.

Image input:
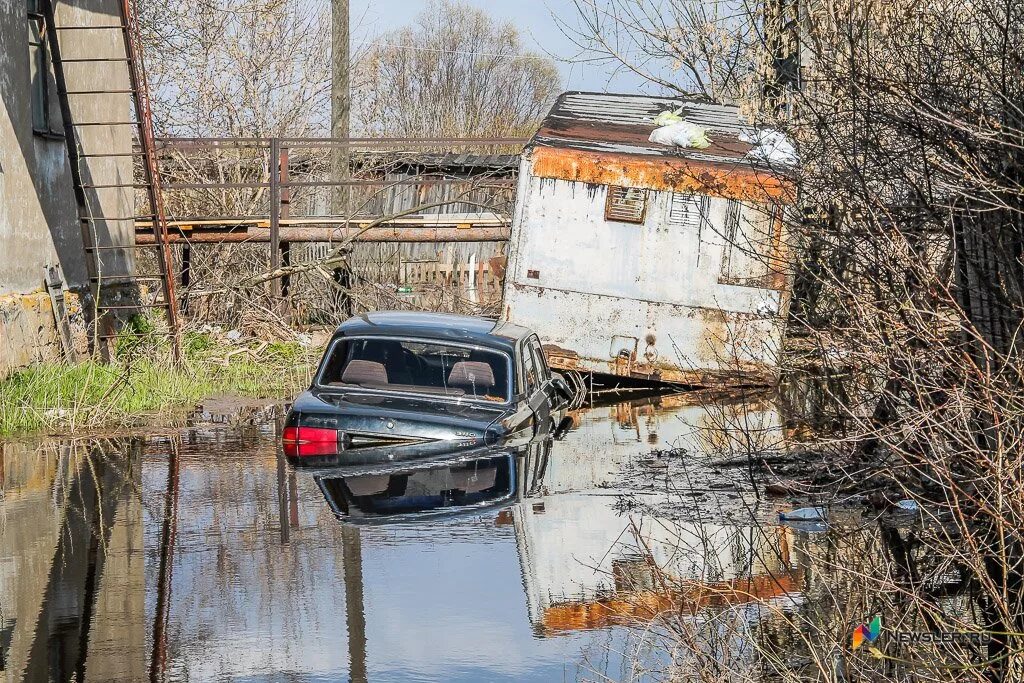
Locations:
502;93;795;386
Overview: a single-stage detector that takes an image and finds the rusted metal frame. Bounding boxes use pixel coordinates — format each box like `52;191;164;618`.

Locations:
135;226;512;244
153;136;528;148
279;145;292;306
160;178;515;190
120;0;182;361
269;137;282;302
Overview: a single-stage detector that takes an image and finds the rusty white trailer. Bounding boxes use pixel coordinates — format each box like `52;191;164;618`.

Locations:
501;92;795;386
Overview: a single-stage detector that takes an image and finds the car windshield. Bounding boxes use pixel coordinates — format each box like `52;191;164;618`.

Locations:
318;338;510;402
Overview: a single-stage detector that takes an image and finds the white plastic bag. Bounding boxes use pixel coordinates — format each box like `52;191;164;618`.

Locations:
649;121;711;149
778;506;827;522
653;108;684;126
740;128;798;166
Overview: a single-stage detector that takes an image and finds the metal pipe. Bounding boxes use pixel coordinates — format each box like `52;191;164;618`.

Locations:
135;226;511;244
153;136;528;147
160;178;515;190
269;138;282;301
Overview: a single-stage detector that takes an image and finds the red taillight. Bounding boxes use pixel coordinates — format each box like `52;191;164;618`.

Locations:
283;426;338;443
284;441;340;457
282;426;340;457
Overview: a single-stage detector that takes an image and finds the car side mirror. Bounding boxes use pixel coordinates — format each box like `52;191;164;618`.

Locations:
552;416;574;440
551;374;575;403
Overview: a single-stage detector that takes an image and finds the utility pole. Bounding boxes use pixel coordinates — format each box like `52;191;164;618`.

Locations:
331;0;354;317
331;0;350;216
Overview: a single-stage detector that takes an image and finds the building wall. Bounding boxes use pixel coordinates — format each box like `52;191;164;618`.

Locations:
502;160;792;384
0;0;135;374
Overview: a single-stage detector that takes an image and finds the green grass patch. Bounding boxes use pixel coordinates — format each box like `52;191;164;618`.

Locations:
0;334;319;437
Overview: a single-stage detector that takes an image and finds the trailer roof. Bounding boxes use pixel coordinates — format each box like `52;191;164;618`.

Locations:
533;92;762;166
526;92;792;200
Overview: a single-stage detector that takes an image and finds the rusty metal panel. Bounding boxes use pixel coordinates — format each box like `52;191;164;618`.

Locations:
603;186;648;224
529;146;791;203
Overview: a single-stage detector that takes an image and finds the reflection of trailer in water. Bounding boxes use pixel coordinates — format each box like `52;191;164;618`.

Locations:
502;92;795;388
312;392;801;638
511;393;800;635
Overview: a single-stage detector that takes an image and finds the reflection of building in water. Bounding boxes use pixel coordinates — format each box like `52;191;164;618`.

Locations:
513;395;798;635
546;393;786;494
0;440;144;682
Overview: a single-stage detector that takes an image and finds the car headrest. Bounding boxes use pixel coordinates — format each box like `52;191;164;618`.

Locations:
341;360;389;385
344;474;392;497
447;361;495;389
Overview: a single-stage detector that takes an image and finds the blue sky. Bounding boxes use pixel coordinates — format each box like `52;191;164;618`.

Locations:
350;0;651;92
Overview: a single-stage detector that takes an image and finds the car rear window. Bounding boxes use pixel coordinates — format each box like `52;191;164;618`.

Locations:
318;338;510;402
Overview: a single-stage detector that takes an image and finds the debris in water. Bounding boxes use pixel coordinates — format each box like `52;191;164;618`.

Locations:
765;479;809;496
779;506;827;522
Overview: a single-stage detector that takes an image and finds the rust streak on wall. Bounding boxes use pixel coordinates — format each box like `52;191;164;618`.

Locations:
529;146;792;203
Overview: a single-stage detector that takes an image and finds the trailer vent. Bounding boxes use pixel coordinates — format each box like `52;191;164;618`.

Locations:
668;193;708;230
604;186;648;224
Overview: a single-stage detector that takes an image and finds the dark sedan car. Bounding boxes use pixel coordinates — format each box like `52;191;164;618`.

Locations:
283;311;575;465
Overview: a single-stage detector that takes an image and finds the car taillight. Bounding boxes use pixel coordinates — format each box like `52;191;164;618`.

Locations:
283;426;338;443
282;426;340;457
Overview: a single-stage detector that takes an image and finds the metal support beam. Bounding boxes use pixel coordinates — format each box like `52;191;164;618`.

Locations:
135;226;511;244
180;245;191;314
279;145;291;319
269;138;282;302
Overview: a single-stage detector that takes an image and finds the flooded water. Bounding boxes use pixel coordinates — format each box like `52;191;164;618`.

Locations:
0;391;862;682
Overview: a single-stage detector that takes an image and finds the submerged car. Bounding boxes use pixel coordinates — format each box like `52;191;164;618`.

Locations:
283;311;575;465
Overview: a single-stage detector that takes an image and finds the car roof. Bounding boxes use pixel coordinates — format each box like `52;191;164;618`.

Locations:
332;311;533;352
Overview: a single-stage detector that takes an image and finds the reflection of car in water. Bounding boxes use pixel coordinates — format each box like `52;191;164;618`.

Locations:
315;427;556;525
317;450;522;525
283;311;576;465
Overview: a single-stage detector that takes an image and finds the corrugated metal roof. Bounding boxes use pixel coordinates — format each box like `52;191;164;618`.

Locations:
398;153;519;173
532;91;766;170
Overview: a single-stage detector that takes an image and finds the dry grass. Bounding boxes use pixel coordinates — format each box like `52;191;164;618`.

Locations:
0;330;319;437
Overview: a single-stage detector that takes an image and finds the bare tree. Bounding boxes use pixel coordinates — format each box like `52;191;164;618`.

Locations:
570;0;1024;678
354;0;561;138
139;0;333;138
557;0;764;104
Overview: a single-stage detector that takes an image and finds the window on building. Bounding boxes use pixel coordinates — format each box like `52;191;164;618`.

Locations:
27;0;59;136
719;200;781;287
668;192;709;231
604;186;648;224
